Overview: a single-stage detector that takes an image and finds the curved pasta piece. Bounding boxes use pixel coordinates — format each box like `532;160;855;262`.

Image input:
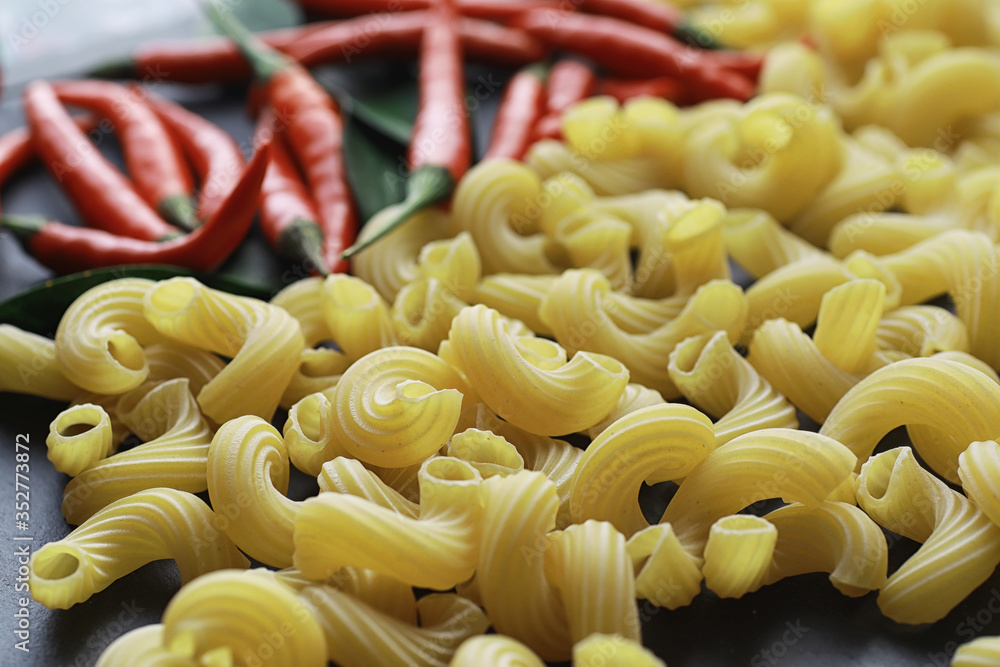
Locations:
300;587;489;667
141;341;226;396
573;633;666;667
446;428;524;479
568;403;715;536
539;270;745;398
562;96;642;161
208;416;300;567
668;331;798;446
443;304;629;435
392;277;468;351
857;447;1000;624
879;228;989;306
762;501;887;597
55;278;163;394
702;515;777;600
543;521;640;644
275;565;418;625
451;159;561;275
416;232;482;302
526;139;667;197
587;383;665;439
321;274;396;360
721;208;824;280
294;457;483;589
663;199;731;296
958;440;1000;528
875;305;969;358
450;635;545;667
144;277;304;423
472;274;557;336
819;357;1000;482
284;391;349;476
280;346;350;410
742;256;852;339
62;379;214;524
46;403;115;476
549;208;634;292
317;457;420;518
812;279;886;373
0;325;79;400
828;211;947;258
626;524;703;610
161;569;326;667
96;624;195;667
333;346;466;467
953;636;1000;667
660;428;857;556
29;488;248;610
271;276;330;345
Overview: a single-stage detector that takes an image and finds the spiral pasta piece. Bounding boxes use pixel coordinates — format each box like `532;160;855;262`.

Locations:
573;633;666;667
61;378;214;524
96;624;195;667
443;304;629;435
141;340;226;396
569;404;715;536
875;305;970;358
30;488;248;609
721;209;825;280
321;273;396;360
472;274;556;336
294;457;483;589
820;357;1000;481
446;428;524;479
663;199;731;296
587;383;666;439
527;140;667;197
392;277;468;351
0;324;79;399
143;277;304;423
333;346;466;467
416;231;482;302
540;270;745;398
280;565;419;625
701;515;777;599
762;501;888;597
317;457;420;518
450;635;545;667
626;523;703;610
958;440;1000;528
55;278;164;395
669;331;798;445
549;208;634;292
857;447;1000;624
46;403;115;476
953;636;1000;667
283;391;347;476
161;569;326;667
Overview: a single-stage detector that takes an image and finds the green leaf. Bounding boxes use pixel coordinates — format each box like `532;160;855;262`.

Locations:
0;266;271;335
349;80;419;146
344;115;407;224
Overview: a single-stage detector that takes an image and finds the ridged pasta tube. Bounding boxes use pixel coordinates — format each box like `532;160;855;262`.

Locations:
321;274;396;360
161;569;326;667
526;140;667;197
472;274;557;336
443;304;629;435
875;305;969;358
742;256;852;339
275;565;418;625
30;488;248;609
820;357;1000;482
144;277;304;423
62;378;214;524
702;515;777;599
857;448;1000;624
573;633;666;667
450;635;545;667
332;346;467;467
587;383;666;439
294;457;483;589
317;457;420;518
46;403;115;476
392;277;468;351
958;440;1000;528
668;331;798;446
720;208;824;280
208;416;300;567
568;403;715;536
539;270;746;398
55;278;163;395
416;231;482;302
447;428;524;479
812;279;886;373
953;636;1000;667
0;324;79;400
95;624;195;667
626;524;703;610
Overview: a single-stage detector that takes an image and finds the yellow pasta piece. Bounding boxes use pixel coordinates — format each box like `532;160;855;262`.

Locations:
294;457;483;589
562;96;642;161
283;391;347;476
540;270;745;398
668;331;798;446
61;378;214;524
208;416;300;567
271;276;329;343
721;208;825;280
0;324;79;400
449;635;545;667
446;428;524;479
275;565;418;625
472;273;556;336
144;277;304;423
527;139;668;197
626;523;703;610
46;403;115;476
953;636;1000;667
812;279;886;373
819;357;1000;481
762;501;888;597
548;206;634;293
317;457;420;518
280;346;350;410
958;440;1000;528
443;304;629;435
55;278;164;395
573;633;666;667
30;488;247;610
702;515;777;599
875;305;970;358
416;231;482;302
333;346;466;467
663;199;731;296
857;447;1000;624
141;340;226;396
587;383;665;439
828;211;948;258
568;403;715;536
543;521;640;644
392;277;468;351
161;569;326;667
96;624;195;667
321;273;396;360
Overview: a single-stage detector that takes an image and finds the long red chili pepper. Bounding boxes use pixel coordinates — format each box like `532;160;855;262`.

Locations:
52;80;198;230
254;107;328;275
512;9;757;101
599;75;682;103
207;3;356;274
532;59;597;141
23;81;180;242
144;92;246;223
0;144;269;274
294;0;560;20
482;64;547;162
341;0;469;258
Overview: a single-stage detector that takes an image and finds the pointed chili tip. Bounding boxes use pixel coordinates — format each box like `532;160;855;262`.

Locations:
158;195;200;232
202;0;290;83
673;19;725;50
341;165;454;260
280;219;330;277
0;214;47;245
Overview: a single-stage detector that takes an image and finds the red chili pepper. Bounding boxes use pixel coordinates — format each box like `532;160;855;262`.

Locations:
599;75;682;103
294;0;560;20
533;59;597;141
144;91;246;223
52;80;198;230
482;64;547;162
254;107;328;275
512;9;757;101
341;0;469;258
23;80;180;241
0;144;269;275
207;4;357;274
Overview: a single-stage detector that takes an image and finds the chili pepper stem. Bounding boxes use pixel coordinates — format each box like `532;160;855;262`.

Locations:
673;19;724;50
158;194;200;231
341;165;453;259
203;1;290;82
278;219;330;277
88;59;135;79
1;214;46;245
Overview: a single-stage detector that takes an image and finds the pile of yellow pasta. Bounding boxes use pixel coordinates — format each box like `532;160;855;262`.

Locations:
4;6;1000;665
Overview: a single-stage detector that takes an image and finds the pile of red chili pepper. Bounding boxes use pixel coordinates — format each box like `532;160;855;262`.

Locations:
0;0;764;276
